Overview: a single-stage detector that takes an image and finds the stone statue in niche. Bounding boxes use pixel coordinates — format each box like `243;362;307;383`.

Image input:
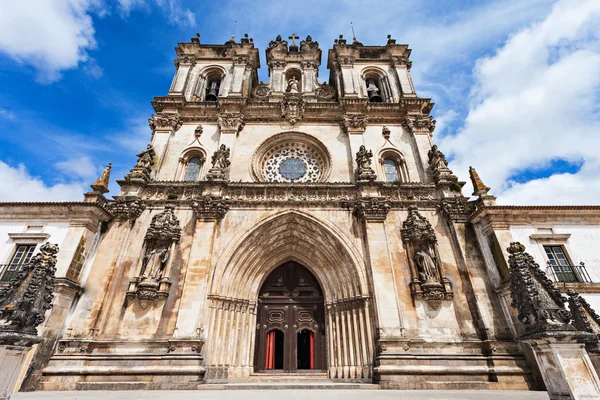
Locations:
355;145;376;181
401;205;453;310
414;246;439;282
127;205;181;309
141;247;169;281
287;76;299;93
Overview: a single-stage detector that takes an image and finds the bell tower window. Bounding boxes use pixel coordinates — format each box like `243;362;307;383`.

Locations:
205;76;221;101
366;77;383;103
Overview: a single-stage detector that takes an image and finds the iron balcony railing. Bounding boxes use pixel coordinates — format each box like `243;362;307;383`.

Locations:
546;261;593;283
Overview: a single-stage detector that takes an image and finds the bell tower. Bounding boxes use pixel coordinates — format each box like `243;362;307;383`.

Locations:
257;34;324;102
327;34;416;102
168;33;260;102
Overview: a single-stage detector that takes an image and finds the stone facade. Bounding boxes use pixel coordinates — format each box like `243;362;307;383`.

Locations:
2;33;600;395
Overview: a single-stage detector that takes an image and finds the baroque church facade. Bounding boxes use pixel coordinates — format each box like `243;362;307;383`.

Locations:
3;33;600;395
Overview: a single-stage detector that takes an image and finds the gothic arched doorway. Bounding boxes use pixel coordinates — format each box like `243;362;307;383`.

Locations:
254;261;326;373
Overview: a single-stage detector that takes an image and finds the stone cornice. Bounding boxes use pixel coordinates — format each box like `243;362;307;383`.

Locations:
151;95;434;122
0;202;113;221
469;205;600;226
126;181;443;208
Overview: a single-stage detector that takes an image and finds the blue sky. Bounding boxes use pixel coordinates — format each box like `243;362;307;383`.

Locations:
0;0;599;204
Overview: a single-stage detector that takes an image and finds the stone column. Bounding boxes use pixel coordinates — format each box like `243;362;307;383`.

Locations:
169;56;195;94
340;115;368;173
148;113;183;178
0;333;42;400
391;57;415;96
216;112;245;156
353;198;403;337
403;115;435;183
525;340;600;400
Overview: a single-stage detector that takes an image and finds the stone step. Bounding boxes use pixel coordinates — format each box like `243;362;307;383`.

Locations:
202;382;381;390
72;381;379;391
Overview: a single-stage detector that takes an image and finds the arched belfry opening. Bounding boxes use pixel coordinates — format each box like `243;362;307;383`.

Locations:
254;262;326;373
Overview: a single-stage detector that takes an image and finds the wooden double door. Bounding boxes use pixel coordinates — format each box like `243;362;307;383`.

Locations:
254;262;326;372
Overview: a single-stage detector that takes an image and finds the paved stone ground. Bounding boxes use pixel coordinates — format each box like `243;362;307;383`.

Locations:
12;390;550;400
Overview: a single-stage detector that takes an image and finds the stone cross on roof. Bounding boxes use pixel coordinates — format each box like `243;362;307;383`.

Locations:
288;34;299;46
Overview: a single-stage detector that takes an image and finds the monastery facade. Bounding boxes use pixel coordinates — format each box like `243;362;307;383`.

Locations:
2;33;600;396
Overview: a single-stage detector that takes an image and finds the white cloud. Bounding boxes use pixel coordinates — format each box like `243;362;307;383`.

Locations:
0;161;85;202
55;156;98;181
439;0;600;205
117;0;195;26
0;0;101;82
0;108;15;120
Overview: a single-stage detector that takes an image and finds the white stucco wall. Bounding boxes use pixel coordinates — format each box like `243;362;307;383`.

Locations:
509;225;600;283
0;221;69;265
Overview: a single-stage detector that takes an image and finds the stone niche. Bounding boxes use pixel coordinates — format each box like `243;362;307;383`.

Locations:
126;205;181;309
401;205;452;310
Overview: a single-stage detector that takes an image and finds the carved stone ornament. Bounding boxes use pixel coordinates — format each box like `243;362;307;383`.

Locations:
174;54;196;68
567;289;600;352
391;56;412;70
355;145;376;182
253;82;271;100
506;242;575;337
315;82;335;100
192;196;230;221
217;112;245;134
403;115;435;135
401;205;437;243
280;95;304;125
352;197;391;222
0;243;59;335
144;204;182;242
427;145;457;185
125;144;156;182
148;113;183;132
401;206;452;310
382;126;391;140
341;115;368;134
206;144;231;181
107;196;146;221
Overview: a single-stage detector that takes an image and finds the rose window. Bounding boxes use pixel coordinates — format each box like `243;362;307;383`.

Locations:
252;132;331;183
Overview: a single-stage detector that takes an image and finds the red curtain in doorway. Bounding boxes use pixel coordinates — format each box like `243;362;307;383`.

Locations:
310;330;315;369
266;330;275;369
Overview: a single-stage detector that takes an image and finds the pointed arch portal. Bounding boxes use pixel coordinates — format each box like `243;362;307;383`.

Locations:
205;210;375;380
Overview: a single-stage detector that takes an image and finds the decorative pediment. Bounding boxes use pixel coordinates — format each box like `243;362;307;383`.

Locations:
145;205;181;242
401;205;436;243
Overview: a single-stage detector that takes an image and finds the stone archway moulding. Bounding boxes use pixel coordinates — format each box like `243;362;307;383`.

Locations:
204;209;374;380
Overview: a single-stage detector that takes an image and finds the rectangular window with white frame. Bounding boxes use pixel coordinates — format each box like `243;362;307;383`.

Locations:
544;245;590;283
1;244;36;281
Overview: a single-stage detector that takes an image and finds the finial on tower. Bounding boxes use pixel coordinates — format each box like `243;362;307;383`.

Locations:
469;166;491;197
351;22;356;42
90;162;112;194
231;20;237;41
